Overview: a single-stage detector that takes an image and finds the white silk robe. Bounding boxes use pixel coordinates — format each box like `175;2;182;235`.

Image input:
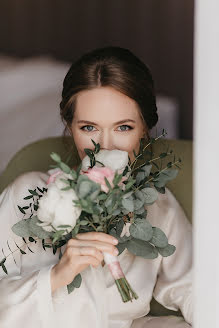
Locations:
0;171;193;328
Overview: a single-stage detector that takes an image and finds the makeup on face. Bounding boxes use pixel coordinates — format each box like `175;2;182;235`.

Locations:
71;87;146;162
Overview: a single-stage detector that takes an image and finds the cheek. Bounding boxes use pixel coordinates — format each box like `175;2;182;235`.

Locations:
112;133;142;161
72;129;95;160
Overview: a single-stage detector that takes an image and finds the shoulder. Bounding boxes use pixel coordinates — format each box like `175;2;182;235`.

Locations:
8;171;50;215
11;171;49;193
0;171;50;250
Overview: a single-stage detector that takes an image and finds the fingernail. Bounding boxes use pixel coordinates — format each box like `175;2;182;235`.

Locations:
113;239;118;245
114;248;119;255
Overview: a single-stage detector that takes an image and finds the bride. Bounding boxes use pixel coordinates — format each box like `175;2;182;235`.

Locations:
0;46;192;328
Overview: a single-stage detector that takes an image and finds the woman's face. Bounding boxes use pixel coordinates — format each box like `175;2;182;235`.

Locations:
70;86;146;163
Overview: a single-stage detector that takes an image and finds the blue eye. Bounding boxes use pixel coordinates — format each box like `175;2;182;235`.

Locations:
118;125;133;131
80;125;95;132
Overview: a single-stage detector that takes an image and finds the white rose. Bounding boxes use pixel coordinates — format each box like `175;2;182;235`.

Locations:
37;178;81;234
82;149;129;171
54;171;73;189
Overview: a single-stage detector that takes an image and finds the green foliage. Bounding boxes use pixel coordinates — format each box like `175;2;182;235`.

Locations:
157;244;176;257
126;238;158;259
109;227;132;243
153;169;178;188
135;164;152;185
129;219;153;241
52;230;65;244
28;216;54;239
11;218;34;237
67;273;82;294
50;152;61;163
151;227;168;248
122;197;134;212
60;162;71;174
2;131;181;288
141;187;158;205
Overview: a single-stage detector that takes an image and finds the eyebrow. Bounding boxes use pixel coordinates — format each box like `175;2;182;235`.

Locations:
77;119;136;125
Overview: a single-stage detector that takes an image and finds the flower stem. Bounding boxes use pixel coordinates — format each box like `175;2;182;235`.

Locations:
130;133;165;171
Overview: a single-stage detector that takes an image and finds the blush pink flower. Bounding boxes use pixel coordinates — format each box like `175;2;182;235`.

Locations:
81;166;127;193
46;168;62;185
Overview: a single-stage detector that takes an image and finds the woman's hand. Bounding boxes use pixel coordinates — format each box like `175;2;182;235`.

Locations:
50;232;119;294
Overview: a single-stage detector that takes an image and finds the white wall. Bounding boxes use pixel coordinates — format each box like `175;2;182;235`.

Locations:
193;1;219;326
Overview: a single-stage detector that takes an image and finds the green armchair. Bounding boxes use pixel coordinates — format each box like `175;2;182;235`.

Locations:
0;136;193;317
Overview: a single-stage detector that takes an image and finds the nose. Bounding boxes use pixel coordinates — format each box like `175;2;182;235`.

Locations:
99;130;114;150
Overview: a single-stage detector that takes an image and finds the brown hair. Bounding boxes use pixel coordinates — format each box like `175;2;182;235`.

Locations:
59;46;158;141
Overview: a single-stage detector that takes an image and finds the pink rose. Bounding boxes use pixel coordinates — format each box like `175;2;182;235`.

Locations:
81;166;126;193
46;168;62;185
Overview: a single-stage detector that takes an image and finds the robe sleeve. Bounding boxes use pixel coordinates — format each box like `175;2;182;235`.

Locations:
152;187;193;325
0;172;59;328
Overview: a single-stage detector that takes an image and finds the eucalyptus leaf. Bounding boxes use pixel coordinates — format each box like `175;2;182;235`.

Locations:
28;189;38;196
78;181;92;198
98;194;108;201
122;208;130;215
134;199;144;211
28;216;54;239
136;164;152;185
157;244;176;257
126;238;158;259
151;227;168;248
2;264;8;274
50;152;61;163
104;177;112;191
129;219;153;241
11;218;34;237
57;225;72;229
89;188;100;201
135;171;145;185
113;172;123;186
105;196;113;208
125;179;136;190
18;205;26;214
72;224;80;237
60;162;71;174
122;191;134;199
52;230;65;243
116;242;127;255
134;190;145;202
70;169;77;180
23;195;33;200
134;206;146;215
153;169;178;188
61;186;72;191
67;273;82;294
122;197;134;212
154;186;166;194
79;220;88;225
112;208;121;216
141;187;158;205
0;257;6;266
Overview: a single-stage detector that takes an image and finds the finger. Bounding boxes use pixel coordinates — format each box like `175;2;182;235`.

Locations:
69;239;119;256
75;232;118;245
78;255;100;268
67;246;104;262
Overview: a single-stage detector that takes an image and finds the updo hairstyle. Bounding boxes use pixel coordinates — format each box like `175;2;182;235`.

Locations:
59;46;158;140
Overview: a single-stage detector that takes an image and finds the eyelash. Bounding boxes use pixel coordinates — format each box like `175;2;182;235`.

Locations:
80;125;133;132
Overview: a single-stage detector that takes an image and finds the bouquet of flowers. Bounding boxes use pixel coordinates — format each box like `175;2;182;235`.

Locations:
0;130;181;303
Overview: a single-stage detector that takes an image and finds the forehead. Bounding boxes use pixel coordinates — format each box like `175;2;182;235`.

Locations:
74;87;142;122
